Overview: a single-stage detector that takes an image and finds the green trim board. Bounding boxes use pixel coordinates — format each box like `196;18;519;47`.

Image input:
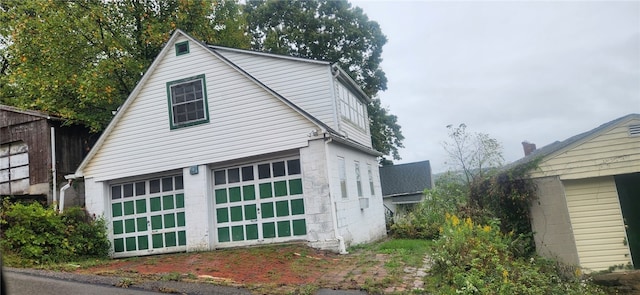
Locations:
166;74;210;129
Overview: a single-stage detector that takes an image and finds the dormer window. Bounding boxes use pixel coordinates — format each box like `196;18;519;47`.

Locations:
175;41;189;56
166;74;209;129
337;83;367;130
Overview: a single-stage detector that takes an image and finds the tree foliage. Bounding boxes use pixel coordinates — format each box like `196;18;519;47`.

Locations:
245;0;403;160
0;0;249;131
443;123;504;186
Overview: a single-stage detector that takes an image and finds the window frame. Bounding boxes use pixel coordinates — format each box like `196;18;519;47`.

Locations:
338;157;348;198
166;74;210;129
367;163;375;196
337;83;367;130
355;161;363;197
175;41;190;56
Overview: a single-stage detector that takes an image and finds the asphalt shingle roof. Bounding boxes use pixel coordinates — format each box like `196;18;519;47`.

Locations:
379;161;432;197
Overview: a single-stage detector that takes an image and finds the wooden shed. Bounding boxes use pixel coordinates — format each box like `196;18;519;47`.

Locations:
0;105;94;204
514;114;640;272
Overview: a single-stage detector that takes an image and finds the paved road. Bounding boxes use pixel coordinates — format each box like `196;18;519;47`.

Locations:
5;271;160;295
3;268;367;295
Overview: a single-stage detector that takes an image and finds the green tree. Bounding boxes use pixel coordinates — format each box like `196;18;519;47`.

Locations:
245;0;404;160
0;0;250;132
443;123;504;186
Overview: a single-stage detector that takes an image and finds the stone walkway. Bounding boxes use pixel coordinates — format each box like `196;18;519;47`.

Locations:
384;255;434;294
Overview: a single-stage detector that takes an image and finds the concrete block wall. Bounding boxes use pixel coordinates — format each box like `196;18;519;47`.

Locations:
183;165;212;252
300;139;340;251
326;142;386;246
530;176;580;265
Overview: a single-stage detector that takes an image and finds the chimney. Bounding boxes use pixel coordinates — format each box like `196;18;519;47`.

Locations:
522;141;536;156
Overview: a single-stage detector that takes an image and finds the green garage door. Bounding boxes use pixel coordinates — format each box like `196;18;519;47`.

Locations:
110;175;186;257
213;158;307;245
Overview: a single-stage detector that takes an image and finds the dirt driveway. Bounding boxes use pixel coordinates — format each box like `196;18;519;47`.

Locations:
75;242;424;294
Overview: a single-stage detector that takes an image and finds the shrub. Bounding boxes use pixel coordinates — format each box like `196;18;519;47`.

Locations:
390;172;466;239
0;199;109;264
428;213;605;295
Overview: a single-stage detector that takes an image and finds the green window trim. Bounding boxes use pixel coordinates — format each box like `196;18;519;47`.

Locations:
166;74;209;129
175;41;189;56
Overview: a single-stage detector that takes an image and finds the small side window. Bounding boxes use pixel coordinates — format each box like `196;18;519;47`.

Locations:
175;41;189;56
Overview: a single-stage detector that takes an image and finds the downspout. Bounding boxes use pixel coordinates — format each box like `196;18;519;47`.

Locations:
50;127;57;207
324;134;348;254
59;178;73;213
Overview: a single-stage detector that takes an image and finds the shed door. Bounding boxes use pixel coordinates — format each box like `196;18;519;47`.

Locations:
0;141;29;195
212;158;307;245
110;175;186;257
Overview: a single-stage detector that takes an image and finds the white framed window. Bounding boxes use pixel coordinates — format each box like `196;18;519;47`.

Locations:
338;157;347;198
355;161;363;197
167;74;209;129
367;164;375;195
338;83;367;130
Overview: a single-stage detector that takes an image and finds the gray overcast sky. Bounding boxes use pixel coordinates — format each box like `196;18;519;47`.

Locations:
351;0;640;173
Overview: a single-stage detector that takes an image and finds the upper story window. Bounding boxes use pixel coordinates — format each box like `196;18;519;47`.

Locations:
166;74;209;129
337;83;367;130
175;41;189;56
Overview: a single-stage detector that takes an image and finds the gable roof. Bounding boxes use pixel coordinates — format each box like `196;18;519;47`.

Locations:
73;29;379;177
379;160;432;197
0;104;62;121
209;45;371;104
510;113;640;169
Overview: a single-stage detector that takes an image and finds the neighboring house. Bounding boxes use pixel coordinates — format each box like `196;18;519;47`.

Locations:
379;161;433;216
512;113;640;272
0;105;92;205
70;29;386;258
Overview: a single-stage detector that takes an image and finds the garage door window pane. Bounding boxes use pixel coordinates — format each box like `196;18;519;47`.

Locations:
175;176;183;190
263;222;276;238
293;219;307;236
272;161;285;177
153;234;164;248
258;164;270;179
150;179;160;193
228;168;240;183
138;236;149;250
111;186;121;199
214;170;226;185
150;197;162;211
112;203;123;217
113;220;123;234
242;166;254;181
287;159;301;175
136;199;146;214
123;184;134;198
135;182;146;195
175;193;184;208
162;177;173;192
218;227;230;242
165;232;177;247
277;221;291;237
259;183;272;198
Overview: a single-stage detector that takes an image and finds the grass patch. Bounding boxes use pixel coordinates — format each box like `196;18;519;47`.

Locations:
376;239;433;267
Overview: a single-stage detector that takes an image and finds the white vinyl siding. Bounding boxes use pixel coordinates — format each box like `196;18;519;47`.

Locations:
531;119;640;180
83;36;317;181
564;177;631;271
213;49;336;129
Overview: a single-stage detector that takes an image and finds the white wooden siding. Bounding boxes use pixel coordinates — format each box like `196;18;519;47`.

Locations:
531;119;640;179
214;49;336;129
564;177;631;271
335;82;372;148
83;36;317;181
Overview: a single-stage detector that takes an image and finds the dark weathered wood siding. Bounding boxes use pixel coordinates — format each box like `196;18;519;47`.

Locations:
1;112;52;186
1;108;94;197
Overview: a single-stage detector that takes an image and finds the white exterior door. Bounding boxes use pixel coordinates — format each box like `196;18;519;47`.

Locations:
110;175;186;257
212;157;307;245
